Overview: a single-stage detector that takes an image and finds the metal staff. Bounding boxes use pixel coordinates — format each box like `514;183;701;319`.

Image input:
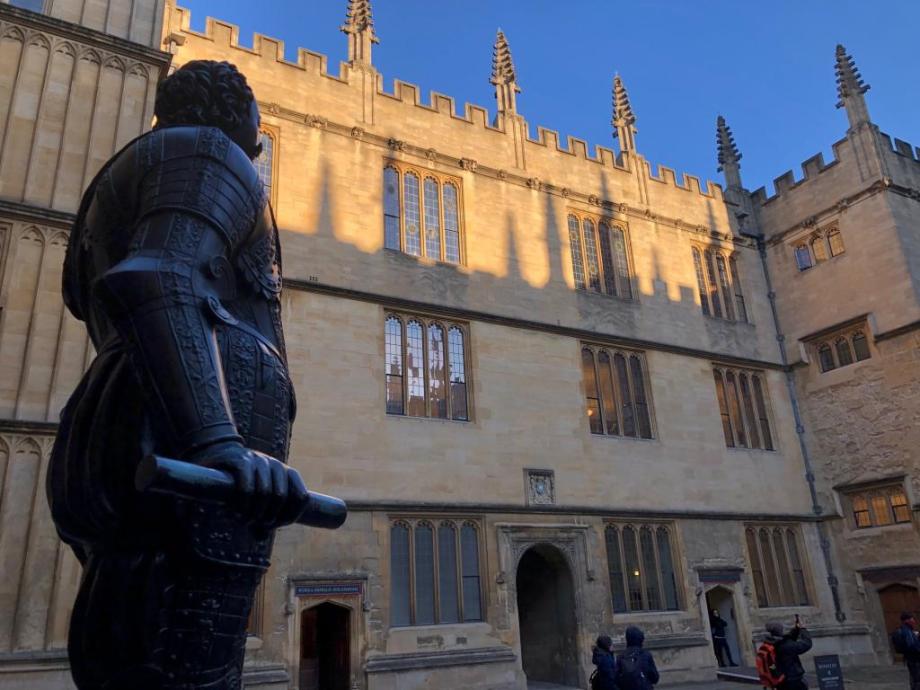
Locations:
135;455;347;529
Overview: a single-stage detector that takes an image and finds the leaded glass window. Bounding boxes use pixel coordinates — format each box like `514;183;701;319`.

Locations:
606;523;681;613
694;247;746;322
443;183;461;263
423;177;441;260
390;522;411;626
714;367;774;450
813;326;871;373
581;345;654;439
567;212;633;298
693;248;711;316
583;219;602;292
254;131;275;198
818;343;835;372
389;519;483;626
383;164;463;263
828;228;845;256
835;338;854;367
385;316;404;414
794;244;813;271
846;485;912;529
811;235;829;263
384;166;401;250
852;332;870;361
745;525;811;607
568;214;586;290
386;315;470;421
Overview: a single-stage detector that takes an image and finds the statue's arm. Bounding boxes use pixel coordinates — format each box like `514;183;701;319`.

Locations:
94;128;305;523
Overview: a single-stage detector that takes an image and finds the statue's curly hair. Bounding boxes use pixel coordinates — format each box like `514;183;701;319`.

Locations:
154;60;254;132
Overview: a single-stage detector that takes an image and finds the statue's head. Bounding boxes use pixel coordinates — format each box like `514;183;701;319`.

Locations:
154;60;262;160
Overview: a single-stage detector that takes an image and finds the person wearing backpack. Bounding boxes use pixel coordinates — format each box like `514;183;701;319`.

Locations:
616;626;660;690
757;620;812;690
591;634;618;690
891;611;920;689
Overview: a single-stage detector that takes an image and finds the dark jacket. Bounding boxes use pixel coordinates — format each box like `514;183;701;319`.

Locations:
895;624;920;662
769;627;813;682
592;647;618;690
711;615;728;639
617;627;660;689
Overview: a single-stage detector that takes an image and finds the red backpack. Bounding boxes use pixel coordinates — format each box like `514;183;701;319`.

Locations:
756;641;785;688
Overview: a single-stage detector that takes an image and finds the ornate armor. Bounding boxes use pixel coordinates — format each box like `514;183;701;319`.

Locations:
48;125;294;688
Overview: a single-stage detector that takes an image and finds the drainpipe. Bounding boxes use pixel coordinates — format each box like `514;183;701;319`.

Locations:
756;238;846;623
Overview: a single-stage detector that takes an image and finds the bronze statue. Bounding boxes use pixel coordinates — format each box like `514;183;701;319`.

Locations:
47;60;343;689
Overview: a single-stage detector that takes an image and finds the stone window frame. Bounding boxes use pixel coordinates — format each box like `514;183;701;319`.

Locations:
712;366;775;451
603;520;683;613
254;124;280;209
792;224;845;272
565;210;634;300
246;580;265;638
579;343;656;440
691;245;748;323
807;323;872;374
382;160;465;265
384;312;471;422
839;479;913;530
743;524;812;609
388;516;485;628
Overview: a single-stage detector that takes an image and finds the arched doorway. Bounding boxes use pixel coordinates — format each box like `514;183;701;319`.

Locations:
300;602;350;690
879;584;920;658
516;544;579;687
704;586;741;667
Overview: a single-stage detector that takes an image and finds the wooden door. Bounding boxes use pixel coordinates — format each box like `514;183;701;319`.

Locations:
879;584;920;658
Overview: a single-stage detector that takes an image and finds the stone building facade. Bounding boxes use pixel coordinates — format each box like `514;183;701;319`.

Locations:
0;1;915;689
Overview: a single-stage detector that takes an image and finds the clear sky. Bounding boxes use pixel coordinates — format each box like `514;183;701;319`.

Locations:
178;0;920;194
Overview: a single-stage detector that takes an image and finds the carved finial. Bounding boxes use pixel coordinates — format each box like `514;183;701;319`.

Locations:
835;44;870;128
491;29;520;115
341;0;378;65
611;74;637;153
716;115;743;189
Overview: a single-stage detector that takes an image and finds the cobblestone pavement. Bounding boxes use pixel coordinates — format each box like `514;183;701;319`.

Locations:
660;664;910;689
528;664;912;689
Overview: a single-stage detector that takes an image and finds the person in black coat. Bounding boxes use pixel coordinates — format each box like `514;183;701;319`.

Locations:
616;626;660;689
710;608;737;667
592;635;618;690
893;612;920;690
765;620;813;690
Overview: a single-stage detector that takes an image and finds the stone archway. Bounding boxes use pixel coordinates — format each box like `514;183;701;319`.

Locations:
704;585;742;667
300;601;350;690
516;544;580;688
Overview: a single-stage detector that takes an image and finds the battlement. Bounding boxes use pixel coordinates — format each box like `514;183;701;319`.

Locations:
168;4;725;203
750;137;847;206
877;130;920;165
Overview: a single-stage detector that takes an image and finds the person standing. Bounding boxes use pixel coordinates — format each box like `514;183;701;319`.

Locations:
616;626;660;690
758;620;812;690
710;608;737;667
591;635;618;690
892;612;920;690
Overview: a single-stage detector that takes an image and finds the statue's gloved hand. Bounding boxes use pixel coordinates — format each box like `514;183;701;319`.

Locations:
187;441;309;528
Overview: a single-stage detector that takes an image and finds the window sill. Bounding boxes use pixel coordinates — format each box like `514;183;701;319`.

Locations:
574;287;637;304
610;609;685;620
702;314;755;328
387;413;472;425
847;521;914;536
754;604;816;613
726;446;777;454
384;247;465;270
589;432;657;444
388;621;489;632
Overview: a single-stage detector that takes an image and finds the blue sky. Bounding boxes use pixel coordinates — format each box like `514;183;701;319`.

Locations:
179;0;920;194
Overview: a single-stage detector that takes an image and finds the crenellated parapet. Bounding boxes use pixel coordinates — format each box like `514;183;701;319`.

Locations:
164;4;728;209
